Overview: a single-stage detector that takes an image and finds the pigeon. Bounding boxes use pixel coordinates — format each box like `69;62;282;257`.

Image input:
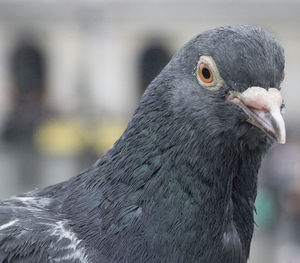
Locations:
0;25;285;263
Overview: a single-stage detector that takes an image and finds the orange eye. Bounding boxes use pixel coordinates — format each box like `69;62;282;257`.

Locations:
281;71;285;82
196;55;223;90
198;63;214;83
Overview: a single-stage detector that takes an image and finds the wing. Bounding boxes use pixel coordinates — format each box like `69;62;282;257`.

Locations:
0;192;89;263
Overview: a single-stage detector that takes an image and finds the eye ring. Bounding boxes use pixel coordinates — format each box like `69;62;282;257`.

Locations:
196;55;224;91
198;63;214;83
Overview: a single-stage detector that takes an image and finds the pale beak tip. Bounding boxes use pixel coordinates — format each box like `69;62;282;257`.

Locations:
277;131;286;144
278;137;286;144
270;108;286;145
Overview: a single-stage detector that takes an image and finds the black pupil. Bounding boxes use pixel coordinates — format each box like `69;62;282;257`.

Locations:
202;67;211;79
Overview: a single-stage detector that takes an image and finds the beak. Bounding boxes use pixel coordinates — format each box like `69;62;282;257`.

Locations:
227;87;286;144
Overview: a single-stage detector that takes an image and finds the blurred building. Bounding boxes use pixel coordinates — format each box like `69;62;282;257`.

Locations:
0;0;299;123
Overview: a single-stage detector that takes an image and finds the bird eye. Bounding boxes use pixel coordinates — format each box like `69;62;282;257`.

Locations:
196;56;223;91
198;63;213;83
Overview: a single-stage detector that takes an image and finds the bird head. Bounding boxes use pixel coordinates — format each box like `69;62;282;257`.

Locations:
159;25;285;148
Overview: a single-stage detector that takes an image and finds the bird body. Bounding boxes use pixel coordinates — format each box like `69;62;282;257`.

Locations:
0;25;285;263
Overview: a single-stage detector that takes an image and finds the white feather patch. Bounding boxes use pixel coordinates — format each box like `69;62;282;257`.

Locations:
0;219;19;231
50;221;89;263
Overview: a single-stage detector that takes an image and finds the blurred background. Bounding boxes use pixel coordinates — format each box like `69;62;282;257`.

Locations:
0;0;299;262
